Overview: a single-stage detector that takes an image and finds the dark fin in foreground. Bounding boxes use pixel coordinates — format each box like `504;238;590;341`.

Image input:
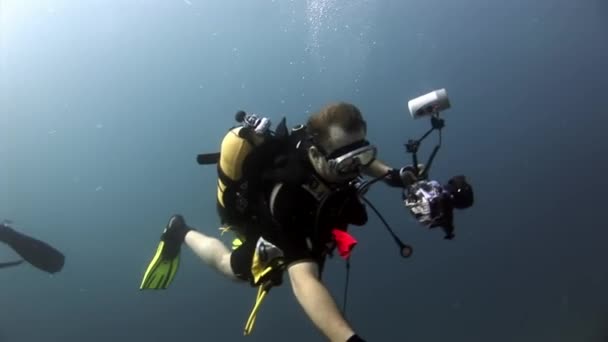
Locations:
0;224;65;273
0;259;23;269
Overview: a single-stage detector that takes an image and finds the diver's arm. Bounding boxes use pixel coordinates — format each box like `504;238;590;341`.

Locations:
363;159;393;178
364;159;418;187
288;260;358;342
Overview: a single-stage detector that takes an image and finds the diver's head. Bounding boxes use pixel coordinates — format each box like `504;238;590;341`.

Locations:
445;175;474;209
305;102;376;183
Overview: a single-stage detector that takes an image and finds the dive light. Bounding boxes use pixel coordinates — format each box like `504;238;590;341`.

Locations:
407;88;451;119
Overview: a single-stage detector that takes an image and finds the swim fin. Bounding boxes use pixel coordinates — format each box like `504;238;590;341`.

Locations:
0;259;23;269
139;215;186;290
0;222;65;273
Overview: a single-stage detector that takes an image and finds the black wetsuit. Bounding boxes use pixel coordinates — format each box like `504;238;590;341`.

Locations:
229;177;367;282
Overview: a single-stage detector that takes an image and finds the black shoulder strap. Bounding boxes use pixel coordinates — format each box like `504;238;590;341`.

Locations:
275;117;288;138
237;126;258;146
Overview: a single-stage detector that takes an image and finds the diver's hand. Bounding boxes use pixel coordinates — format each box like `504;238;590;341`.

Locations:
384;165;422;188
399;166;418;186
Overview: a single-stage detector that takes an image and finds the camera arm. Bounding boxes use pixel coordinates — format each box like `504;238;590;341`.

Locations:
405;114;445;180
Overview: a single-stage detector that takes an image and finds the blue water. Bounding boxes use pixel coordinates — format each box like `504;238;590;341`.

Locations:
1;1;607;341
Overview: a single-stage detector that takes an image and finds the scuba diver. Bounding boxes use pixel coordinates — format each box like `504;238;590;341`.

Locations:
139;89;474;341
0;220;65;273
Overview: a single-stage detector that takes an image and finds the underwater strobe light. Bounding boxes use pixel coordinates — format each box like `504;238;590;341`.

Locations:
407;88;451;119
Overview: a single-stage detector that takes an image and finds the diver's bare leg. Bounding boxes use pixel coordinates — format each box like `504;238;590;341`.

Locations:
184;230;241;282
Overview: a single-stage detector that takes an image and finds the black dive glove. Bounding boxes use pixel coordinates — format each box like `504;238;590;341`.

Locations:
347;334;366;342
383;166;418;188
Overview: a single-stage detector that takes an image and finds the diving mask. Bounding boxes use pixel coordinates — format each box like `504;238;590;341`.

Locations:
324;140;377;175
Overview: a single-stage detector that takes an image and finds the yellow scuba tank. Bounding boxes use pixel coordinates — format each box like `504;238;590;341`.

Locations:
216;126;263;209
196;111;272;224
